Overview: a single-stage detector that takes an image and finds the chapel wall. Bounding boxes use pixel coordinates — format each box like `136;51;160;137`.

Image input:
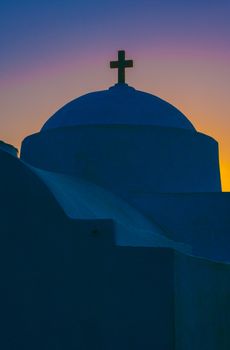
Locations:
21;125;222;194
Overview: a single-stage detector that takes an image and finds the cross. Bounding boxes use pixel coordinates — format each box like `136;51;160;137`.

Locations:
110;50;133;84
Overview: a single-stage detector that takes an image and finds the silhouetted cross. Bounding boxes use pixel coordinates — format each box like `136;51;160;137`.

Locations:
110;50;133;84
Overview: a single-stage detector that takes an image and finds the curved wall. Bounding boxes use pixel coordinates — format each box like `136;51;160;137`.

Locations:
21;125;221;195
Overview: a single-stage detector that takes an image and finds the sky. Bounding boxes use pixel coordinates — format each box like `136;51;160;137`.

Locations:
0;0;230;189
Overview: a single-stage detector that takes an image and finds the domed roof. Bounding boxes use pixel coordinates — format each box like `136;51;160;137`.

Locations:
41;83;195;131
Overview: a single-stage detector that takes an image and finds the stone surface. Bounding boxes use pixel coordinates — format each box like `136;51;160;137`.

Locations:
175;252;230;350
0;150;175;350
0;140;18;157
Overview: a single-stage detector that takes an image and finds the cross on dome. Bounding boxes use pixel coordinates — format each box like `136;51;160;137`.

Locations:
110;50;133;84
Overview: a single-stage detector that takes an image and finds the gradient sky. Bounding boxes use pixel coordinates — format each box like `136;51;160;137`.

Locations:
1;0;230;189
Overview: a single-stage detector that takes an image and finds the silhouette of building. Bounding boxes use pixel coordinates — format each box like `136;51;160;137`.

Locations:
0;51;230;350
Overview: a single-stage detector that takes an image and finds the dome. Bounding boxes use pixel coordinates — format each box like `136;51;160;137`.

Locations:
41;83;196;131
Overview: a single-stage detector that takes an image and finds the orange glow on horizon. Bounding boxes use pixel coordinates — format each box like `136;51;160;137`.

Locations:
0;53;229;191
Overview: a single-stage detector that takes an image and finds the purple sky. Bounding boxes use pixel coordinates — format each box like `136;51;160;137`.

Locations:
1;0;230;188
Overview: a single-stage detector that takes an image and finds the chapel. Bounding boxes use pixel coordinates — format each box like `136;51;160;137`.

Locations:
0;50;230;350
